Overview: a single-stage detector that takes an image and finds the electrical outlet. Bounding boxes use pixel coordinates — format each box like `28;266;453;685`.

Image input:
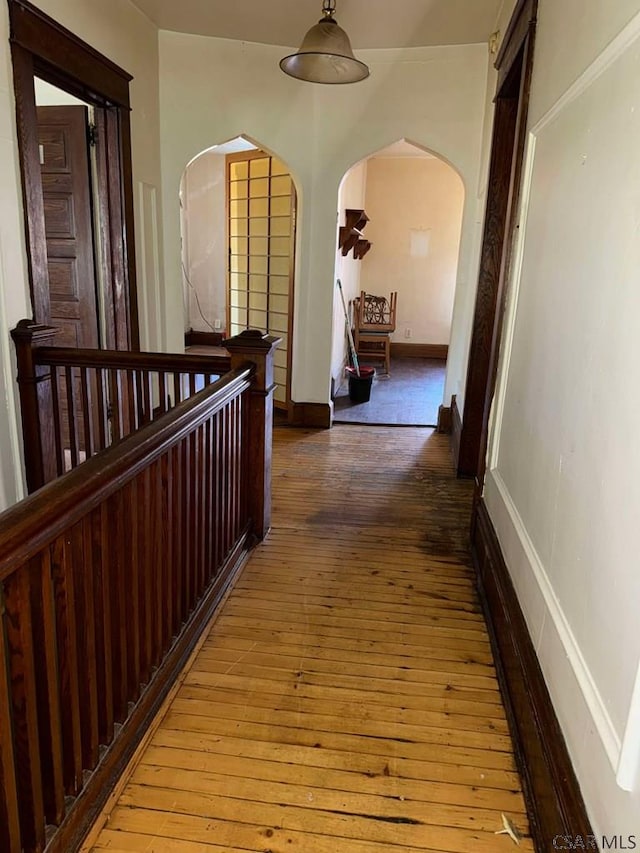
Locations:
214;319;222;330
404;328;412;339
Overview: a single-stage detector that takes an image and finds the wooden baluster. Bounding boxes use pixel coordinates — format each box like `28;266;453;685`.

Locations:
188;432;198;609
138;468;153;686
29;552;65;825
95;369;107;453
161;450;173;644
224;330;281;539
4;566;46;851
214;411;223;573
93;503;113;744
188;373;196;397
126;370;136;436
109;492;128;723
108;369;121;443
195;425;205;596
50;366;64;476
234;396;242;539
159;372;168;415
222;405;231;559
141;370;151;426
134;369;144;431
65;366;79;470
172;444;184;636
0;583;22;853
203;418;213;586
151;459;163;660
117;369;128;438
50;536;83;795
74;520;99;770
173;371;182;406
124;480;140;701
80;367;94;459
10;321;59;492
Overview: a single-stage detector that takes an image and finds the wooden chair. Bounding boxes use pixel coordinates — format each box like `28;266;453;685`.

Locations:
352;290;397;375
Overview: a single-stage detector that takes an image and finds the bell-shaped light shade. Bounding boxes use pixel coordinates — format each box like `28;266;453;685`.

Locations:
280;18;369;84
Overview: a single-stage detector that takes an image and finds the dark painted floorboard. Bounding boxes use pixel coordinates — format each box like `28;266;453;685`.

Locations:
333;358;446;426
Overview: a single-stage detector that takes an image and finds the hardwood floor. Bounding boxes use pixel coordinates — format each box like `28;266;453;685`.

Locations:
86;426;533;852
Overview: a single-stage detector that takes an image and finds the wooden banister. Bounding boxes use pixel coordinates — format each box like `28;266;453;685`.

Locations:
11;320;234;492
0;326;278;852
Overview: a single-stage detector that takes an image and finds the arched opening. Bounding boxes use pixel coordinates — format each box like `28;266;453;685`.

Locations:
179;135;298;413
331;139;465;426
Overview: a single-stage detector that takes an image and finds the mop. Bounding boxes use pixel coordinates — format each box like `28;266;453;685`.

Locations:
336;279;360;377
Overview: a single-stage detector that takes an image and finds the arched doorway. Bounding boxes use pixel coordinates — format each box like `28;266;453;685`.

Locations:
180;136;298;413
331;139;465;426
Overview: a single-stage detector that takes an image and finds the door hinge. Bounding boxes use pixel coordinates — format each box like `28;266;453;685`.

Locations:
88;123;98;147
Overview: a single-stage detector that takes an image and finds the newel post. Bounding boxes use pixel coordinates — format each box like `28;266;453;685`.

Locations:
10;319;59;493
224;330;281;540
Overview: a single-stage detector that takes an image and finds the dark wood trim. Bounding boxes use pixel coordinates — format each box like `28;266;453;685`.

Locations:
289;402;333;429
8;0;139;350
390;342;448;360
9;0;132;108
436;404;452;434
458;0;537;481
451;394;462;470
471;499;593;851
185;329;227;348
495;0;537;90
45;531;252;853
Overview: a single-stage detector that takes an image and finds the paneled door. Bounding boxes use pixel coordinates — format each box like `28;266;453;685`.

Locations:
227;151;295;410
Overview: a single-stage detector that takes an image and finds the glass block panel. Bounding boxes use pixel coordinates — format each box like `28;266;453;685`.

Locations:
249;197;269;217
249;177;269;198
250;157;270;178
230;288;247;308
270;216;290;237
229;272;247;290
249;255;268;275
230;306;247;326
274;366;287;386
275;332;288;351
249;291;267;311
270;196;291;217
230;161;248;180
271;175;291;196
230;322;243;336
271;158;288;176
230;216;248;236
230;255;248;274
230;180;248;200
249;274;268;293
270;257;289;277
230;200;248;220
274;348;288;368
269;274;289;295
269;312;288;334
270;237;291;256
250;218;269;237
249;309;267;328
274;384;286;403
230;236;248;255
269;294;289;314
249;236;269;256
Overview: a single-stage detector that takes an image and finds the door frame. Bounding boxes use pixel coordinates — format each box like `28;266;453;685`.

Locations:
457;0;537;484
8;0;139;350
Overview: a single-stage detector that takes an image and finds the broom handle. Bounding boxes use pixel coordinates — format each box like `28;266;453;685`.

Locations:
336;279;360;377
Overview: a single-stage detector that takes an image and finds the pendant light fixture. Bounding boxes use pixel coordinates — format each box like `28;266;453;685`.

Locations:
279;0;369;85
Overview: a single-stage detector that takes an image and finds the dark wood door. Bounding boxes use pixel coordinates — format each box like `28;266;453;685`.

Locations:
37;105;99;348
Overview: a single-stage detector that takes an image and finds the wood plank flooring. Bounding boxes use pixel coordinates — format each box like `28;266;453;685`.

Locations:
87;426;532;853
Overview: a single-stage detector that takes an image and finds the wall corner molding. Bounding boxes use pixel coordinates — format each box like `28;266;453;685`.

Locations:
471;498;594;850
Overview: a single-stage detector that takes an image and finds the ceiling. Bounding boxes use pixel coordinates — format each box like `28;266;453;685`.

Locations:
130;0;502;50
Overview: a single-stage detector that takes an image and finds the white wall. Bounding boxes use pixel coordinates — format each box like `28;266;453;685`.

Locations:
331;160;367;388
0;0;163;510
485;0;640;836
360;155;464;346
181;150;227;332
158;33;489;403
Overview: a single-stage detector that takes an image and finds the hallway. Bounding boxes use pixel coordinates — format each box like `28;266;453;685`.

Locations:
85;426;533;852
